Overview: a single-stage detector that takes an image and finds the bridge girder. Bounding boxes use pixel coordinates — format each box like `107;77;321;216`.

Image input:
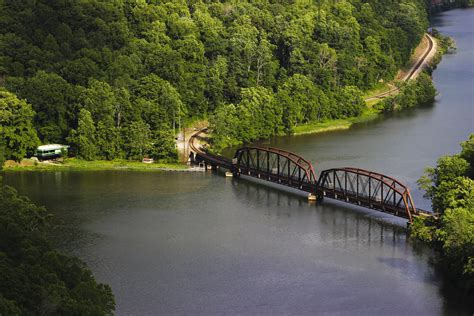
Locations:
233;147;317;191
317;167;417;221
189;128;424;223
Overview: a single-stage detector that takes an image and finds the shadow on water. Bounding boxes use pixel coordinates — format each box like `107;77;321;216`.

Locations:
3;8;474;312
3;167;473;314
227;173;473;314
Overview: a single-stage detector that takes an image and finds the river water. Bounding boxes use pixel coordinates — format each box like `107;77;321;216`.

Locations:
3;8;473;315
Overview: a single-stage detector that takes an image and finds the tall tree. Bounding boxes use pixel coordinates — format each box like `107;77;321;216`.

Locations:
81;79;116;124
68;109;98;161
10;71;75;143
0;89;39;161
125;120;151;161
135;74;185;132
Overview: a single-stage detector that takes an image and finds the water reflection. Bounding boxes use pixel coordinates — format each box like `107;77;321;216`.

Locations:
230;175;407;247
2;8;473;315
1;169;465;314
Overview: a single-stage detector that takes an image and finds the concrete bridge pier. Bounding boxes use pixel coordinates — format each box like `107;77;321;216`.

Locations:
308;192;324;202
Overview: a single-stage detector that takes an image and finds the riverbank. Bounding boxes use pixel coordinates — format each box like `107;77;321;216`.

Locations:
292;108;380;135
292;34;438;136
2;158;189;172
411;134;474;296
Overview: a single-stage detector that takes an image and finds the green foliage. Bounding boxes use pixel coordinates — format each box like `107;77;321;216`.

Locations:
125;120;151;161
96;122;122;160
136;74;185;131
0;185;115;314
6;71;77;143
426;30;456;73
0;142;5;170
276;74;331;132
0;0;430;158
432;176;474;214
0;89;39;161
81;79;116;125
68;109;98;161
410;216;437;242
210;86;282;151
336;86;366;118
418;156;470;212
378;73;436;112
413;134;474;294
208;103;241;151
210;76;367;150
461;134;474;177
149;129;178;161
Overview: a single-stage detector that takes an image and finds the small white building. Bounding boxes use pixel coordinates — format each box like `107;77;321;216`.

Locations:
36;144;69;160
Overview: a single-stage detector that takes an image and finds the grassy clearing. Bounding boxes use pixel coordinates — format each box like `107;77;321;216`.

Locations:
365;98;381;108
292;108;380;135
361;82;392;100
3;158;187;172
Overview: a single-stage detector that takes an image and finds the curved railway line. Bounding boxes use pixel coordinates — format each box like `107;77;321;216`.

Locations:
365;33;435;101
187;34;437;223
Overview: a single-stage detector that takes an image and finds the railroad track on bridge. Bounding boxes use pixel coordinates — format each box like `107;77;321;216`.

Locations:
189;128;432;223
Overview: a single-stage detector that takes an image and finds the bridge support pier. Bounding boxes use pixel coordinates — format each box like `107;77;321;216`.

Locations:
195;143;423;223
308;193;318;202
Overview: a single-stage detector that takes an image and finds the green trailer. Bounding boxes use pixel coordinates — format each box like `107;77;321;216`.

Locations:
36;144;69;161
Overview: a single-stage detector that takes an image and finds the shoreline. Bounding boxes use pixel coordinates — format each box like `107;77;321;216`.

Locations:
4;33;441;171
292;108;380;136
2;158;191;172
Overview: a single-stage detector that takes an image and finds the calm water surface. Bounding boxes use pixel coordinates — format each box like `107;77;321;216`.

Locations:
3;8;473;316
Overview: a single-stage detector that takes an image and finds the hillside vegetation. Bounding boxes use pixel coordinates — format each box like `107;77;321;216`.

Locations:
0;184;115;314
413;135;474;295
0;0;429;157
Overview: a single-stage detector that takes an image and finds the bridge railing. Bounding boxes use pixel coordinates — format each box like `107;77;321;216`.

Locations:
318;168;417;221
189;130;424;222
233;147;317;191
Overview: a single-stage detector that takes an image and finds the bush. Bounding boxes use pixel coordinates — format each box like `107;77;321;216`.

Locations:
377;73;436;112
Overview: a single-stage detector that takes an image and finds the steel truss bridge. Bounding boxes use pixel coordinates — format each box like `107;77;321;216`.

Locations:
190;129;428;223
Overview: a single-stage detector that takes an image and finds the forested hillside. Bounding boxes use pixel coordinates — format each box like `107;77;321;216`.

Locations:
0;0;429;159
0;184;115;314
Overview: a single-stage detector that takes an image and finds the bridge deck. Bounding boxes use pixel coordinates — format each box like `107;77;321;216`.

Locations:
189;129;430;223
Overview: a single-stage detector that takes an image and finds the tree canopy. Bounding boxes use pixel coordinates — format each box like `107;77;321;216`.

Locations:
413;134;474;295
0;0;430;158
0;184;115;314
0;89;39;161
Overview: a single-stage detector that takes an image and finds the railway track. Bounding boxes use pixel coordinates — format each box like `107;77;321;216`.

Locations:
365;33;435;101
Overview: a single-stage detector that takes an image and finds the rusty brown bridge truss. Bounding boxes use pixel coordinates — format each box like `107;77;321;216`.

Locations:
191;131;426;223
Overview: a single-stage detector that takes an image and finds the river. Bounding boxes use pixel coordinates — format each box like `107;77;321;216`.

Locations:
3;8;473;315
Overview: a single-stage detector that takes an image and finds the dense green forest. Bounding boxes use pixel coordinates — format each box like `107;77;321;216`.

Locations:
0;183;115;314
0;0;429;159
412;134;474;294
